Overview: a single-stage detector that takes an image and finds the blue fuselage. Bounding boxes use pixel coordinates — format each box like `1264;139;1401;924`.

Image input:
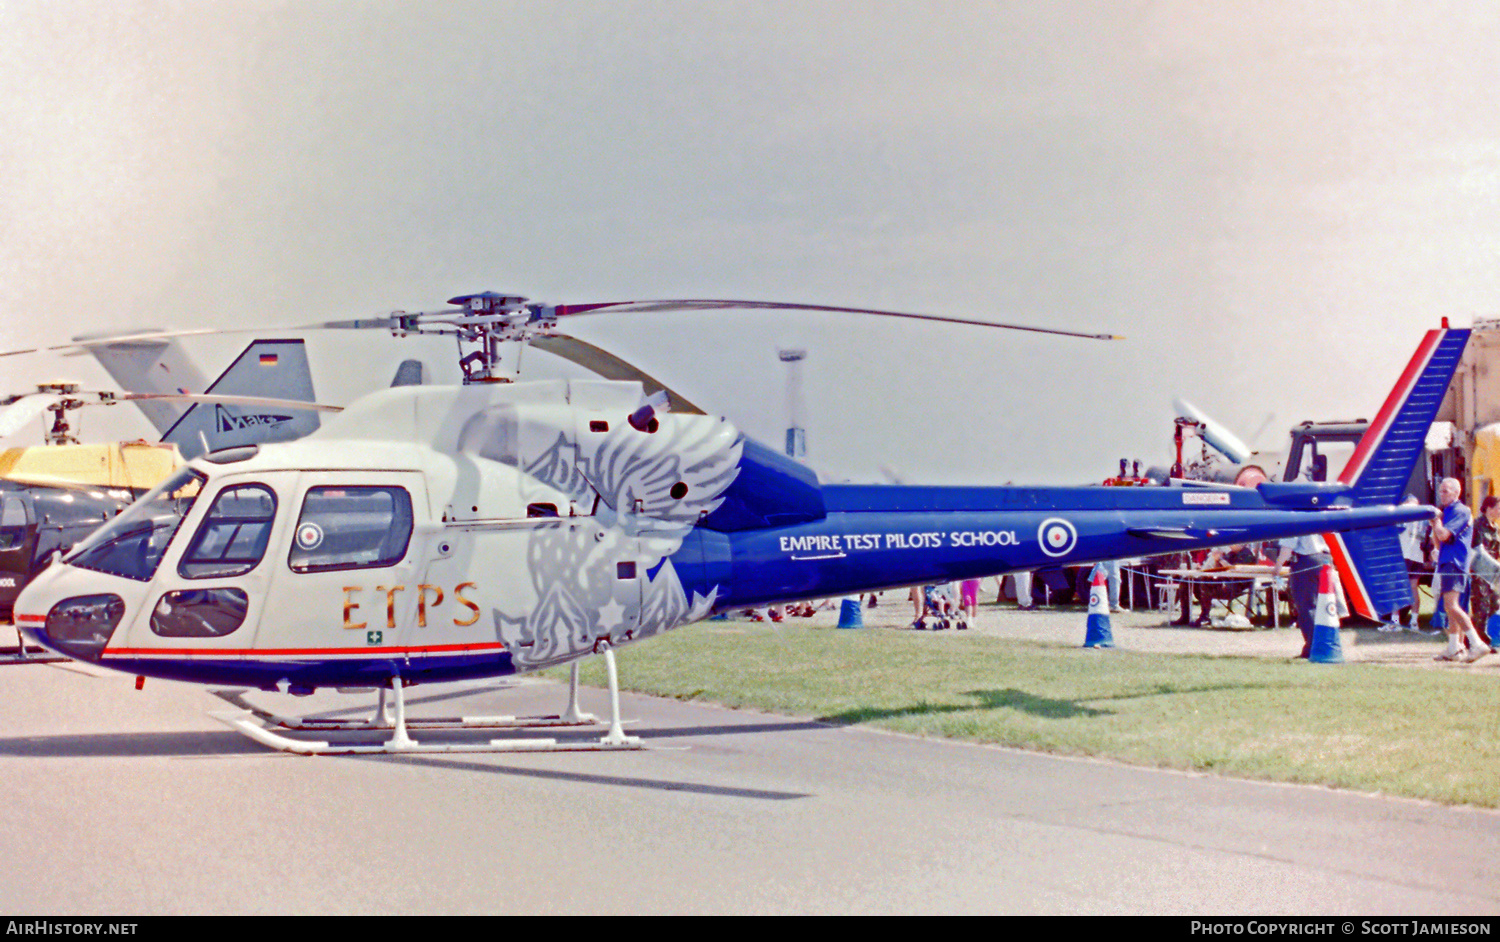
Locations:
680;482;1428;609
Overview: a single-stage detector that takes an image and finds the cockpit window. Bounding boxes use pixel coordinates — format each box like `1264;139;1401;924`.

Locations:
0;496;26;551
288;486;413;573
66;468;206;582
179;484;277;579
151;588;249;637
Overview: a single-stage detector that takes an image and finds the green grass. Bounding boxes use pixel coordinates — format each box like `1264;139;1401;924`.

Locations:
551;624;1500;807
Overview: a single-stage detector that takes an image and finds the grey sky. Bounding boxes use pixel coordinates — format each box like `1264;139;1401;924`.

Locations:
3;1;1498;483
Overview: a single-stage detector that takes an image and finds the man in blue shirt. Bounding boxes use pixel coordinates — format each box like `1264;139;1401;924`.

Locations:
1432;477;1487;662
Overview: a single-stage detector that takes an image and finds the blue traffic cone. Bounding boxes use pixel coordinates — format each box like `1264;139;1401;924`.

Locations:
837;596;864;629
1083;565;1115;648
1308;565;1345;664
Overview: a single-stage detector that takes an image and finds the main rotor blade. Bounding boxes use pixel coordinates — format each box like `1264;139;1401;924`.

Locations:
310;310;463;330
545;300;1122;341
530;335;707;415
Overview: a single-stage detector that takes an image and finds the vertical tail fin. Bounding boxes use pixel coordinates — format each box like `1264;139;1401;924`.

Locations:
80;332;209;435
157;340;320;459
1326;529;1412;620
1331;326;1469;618
390;359;427;387
1341;328;1469;503
87;336;321;458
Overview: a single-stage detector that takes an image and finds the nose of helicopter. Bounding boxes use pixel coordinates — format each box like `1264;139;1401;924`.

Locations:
12;565;125;662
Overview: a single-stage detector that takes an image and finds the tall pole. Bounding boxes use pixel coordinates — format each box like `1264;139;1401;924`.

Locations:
778;348;806;460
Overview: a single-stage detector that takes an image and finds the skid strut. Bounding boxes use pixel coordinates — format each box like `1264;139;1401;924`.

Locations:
0;643;66;665
209;646;643;755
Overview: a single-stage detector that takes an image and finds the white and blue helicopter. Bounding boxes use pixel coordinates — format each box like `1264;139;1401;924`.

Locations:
7;294;1463;754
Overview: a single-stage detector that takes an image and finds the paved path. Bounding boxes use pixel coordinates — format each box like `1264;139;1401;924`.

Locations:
0;646;1495;915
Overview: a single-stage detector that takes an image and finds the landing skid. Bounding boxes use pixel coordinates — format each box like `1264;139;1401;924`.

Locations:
209;647;645;755
0;643;67;665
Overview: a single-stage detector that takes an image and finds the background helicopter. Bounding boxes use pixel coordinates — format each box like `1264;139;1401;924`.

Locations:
0;338;353;627
7;294;1461;754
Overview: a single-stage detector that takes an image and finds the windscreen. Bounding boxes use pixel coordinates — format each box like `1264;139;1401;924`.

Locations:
66;468;207;581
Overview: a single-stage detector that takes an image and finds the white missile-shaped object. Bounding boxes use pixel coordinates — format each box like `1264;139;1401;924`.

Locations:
1172;396;1254;465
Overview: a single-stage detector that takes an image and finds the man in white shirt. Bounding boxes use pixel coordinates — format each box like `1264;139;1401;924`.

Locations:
1273;532;1331;659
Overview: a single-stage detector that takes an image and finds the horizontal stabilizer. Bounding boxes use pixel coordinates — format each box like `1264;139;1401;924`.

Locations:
1127;526;1247;541
1256;482;1350;508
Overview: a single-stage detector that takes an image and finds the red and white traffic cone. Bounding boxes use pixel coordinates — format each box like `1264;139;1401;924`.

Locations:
1083;565;1115;649
1308;565;1344;664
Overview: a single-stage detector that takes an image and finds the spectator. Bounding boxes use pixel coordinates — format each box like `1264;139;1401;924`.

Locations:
1193;544;1256;626
1393;495;1431;632
1098;559;1123;613
1431;477;1486;662
1273;533;1332;659
960;578;980;624
1469;495;1500;650
1013;570;1035;610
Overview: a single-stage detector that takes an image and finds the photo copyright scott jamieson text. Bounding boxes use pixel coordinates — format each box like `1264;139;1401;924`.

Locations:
1190;924;1491;936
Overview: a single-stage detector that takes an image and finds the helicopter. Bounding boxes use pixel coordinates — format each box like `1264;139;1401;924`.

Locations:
6;293;1464;754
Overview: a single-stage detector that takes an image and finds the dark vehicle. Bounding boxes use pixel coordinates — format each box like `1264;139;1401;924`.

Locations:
1282;420;1452;504
0;480;134;619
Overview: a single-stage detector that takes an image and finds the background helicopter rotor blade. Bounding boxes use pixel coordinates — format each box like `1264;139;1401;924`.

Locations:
0;394;62;438
541;299;1123;342
0;388;340;443
0;329;225;358
121;393;343;413
530;334;707;415
0;314;431;360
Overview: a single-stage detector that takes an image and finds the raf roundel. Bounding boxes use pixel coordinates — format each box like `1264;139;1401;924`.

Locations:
1037;517;1077;558
296;522;324;551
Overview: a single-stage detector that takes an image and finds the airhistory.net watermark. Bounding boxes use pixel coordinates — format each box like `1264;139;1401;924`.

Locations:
6;923;137;935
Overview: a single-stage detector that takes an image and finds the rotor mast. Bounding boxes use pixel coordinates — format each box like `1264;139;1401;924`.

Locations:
34;383;110;446
445;292;548;384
